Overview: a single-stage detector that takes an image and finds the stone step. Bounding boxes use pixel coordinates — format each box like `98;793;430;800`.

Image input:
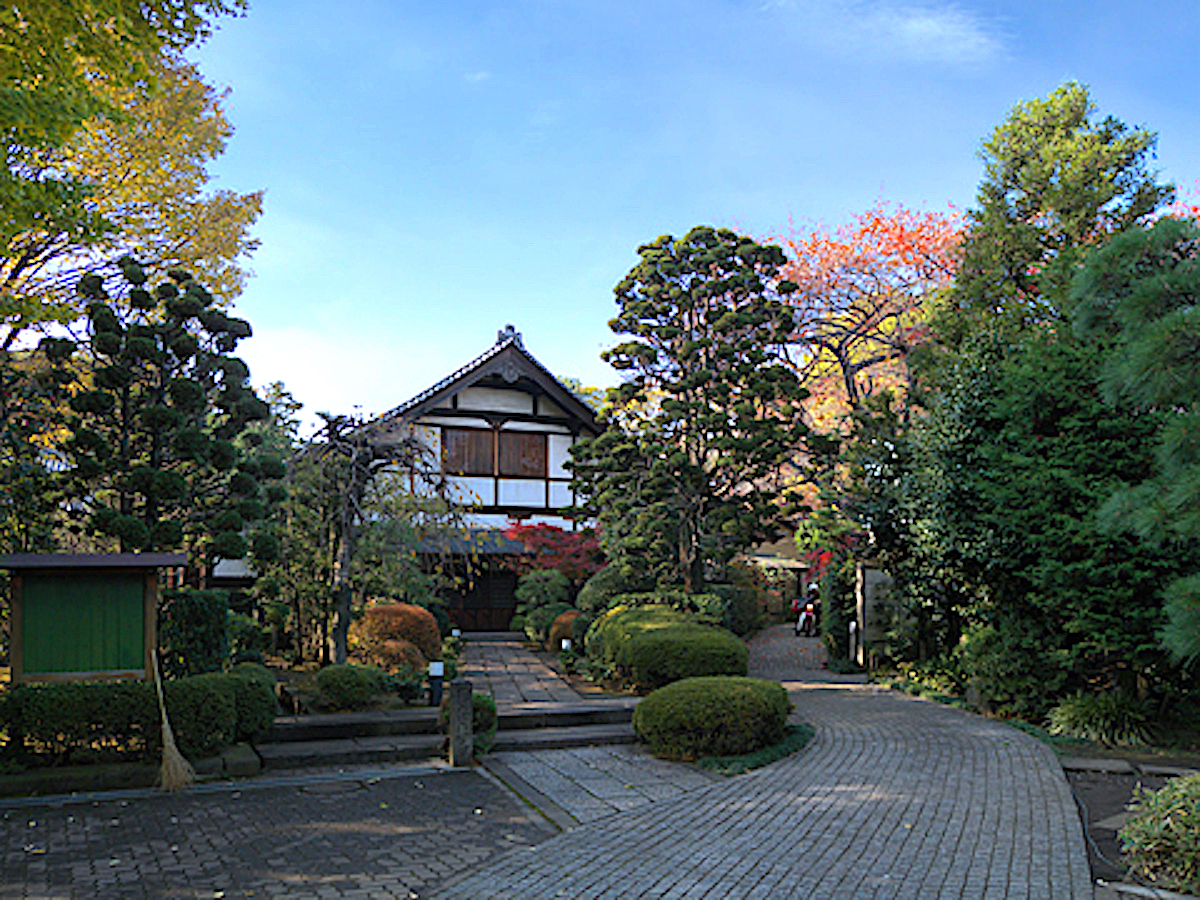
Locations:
257;721;639;770
491;723;637;752
263;708;442;744
496;701;637;732
264;700;638;744
257;733;445;770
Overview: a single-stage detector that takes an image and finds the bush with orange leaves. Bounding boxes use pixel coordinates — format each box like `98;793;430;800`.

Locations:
349;602;442;671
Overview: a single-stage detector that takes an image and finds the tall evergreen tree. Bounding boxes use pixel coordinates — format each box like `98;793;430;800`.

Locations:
571;226;810;592
47;260;280;569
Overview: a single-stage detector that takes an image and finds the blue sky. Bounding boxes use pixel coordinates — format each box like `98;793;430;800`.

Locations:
188;1;1200;431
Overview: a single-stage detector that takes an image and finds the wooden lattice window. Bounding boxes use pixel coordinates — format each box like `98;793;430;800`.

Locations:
499;431;547;478
443;428;493;476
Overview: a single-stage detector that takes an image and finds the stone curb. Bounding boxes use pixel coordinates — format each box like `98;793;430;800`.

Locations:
0;759;451;810
1060;757;1199;777
1098;881;1200;900
480;756;577;832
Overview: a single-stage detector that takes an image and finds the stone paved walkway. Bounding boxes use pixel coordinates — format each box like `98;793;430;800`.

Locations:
0;765;554;900
435;626;1094;899
461;634;582;706
488;745;716;824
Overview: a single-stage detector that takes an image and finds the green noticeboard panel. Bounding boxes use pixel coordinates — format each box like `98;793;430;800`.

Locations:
22;572;145;674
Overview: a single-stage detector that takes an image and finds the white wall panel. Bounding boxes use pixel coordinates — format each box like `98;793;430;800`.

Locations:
549;434;574;478
498;479;546;507
463;512;512;530
459;387;533;414
448;476;493;506
549;481;574;508
503;420;570;433
419;415;491;430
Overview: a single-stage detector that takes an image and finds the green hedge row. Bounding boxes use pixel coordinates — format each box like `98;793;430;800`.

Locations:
633;676;792;759
0;667;277;764
619;624;748;691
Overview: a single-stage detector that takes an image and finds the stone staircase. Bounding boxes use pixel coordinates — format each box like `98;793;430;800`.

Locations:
255;699;639;770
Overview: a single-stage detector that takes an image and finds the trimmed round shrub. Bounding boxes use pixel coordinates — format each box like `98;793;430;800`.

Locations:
1047;693;1153;746
523;601;573;645
633;676;792;760
316;664;383;711
511;569;572;643
364;638;427;673
227;665;277;742
549;609;584;651
350;603;441;663
576;564;654;613
585;604;690;665
1121;773;1200;894
619;624;748;691
164;673;238;759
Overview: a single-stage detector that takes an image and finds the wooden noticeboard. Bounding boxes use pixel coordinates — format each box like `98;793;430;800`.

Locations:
0;553;186;684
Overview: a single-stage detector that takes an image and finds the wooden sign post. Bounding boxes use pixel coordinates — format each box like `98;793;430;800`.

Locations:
1;553;186;684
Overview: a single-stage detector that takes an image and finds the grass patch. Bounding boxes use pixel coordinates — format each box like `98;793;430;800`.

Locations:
697;723;815;776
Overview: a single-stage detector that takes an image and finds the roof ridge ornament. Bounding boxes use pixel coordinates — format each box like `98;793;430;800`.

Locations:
497;324;523;348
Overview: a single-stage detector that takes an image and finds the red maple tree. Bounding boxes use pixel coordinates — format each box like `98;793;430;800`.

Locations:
501;522;605;585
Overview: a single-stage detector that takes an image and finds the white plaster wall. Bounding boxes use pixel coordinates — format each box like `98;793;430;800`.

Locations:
418;415;491;430
213;558;254;577
502;420;570;434
526;514;583;529
548;434;574;478
448;475;493;506
498;479;546;507
548;481;573;508
462;512;513;530
459;387;533;414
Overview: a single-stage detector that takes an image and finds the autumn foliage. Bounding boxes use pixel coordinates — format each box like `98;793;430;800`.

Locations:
777;203;962;428
349;602;441;668
501;523;605;585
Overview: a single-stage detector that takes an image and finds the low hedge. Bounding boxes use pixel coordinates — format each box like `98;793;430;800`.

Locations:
227;663;278;742
0;668;277;763
585;605;691;666
316;663;384;711
633;676;792;760
618;624;748;691
163;673;237;758
1121;772;1200;894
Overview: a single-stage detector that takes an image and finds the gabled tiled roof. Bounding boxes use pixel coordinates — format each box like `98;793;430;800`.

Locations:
376;325;598;430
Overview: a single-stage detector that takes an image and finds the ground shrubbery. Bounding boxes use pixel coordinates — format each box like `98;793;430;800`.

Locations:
575;565;654;613
349;602;441;668
1047;693;1153;747
510;569;573;645
619;624;747;691
585;605;691;669
633;676;792;759
548;609;584;651
1121;773;1200;894
0;667;278;764
315;663;384;711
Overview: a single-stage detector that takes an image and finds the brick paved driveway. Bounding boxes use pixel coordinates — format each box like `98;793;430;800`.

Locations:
434;627;1094;899
1;766;553;900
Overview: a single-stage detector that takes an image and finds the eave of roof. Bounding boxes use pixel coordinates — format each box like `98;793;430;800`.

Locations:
376;329;599;431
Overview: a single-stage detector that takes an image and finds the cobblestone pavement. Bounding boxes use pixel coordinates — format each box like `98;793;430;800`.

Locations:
0;765;554;900
462;636;582;705
434;625;1094;899
488;745;716;824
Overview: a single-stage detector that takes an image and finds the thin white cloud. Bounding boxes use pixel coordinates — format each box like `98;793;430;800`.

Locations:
768;1;1005;68
464;71;492;83
861;4;1004;65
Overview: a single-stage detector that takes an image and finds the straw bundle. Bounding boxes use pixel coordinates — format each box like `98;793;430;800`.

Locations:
152;649;195;792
